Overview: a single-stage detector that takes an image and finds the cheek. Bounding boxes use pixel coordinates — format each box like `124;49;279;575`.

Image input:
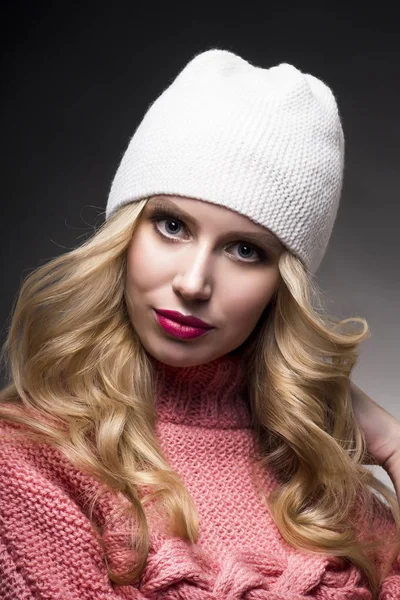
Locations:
126;231;168;291
222;272;278;326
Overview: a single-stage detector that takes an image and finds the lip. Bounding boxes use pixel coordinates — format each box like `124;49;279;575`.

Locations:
153;309;215;340
155;309;213;329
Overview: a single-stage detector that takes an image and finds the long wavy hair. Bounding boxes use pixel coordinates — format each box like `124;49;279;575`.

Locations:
1;197;399;598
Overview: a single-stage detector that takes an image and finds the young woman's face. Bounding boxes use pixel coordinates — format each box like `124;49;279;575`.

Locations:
125;195;284;367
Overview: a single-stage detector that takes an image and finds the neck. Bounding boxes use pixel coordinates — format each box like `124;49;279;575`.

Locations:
151;354;252;429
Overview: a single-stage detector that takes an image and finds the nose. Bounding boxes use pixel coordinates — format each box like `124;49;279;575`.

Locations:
172;249;212;301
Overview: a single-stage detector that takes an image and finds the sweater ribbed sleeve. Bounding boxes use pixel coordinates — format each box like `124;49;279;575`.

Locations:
1;418;400;599
0;422;145;600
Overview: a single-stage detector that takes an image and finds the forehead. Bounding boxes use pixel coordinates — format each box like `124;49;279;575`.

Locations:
146;195;284;252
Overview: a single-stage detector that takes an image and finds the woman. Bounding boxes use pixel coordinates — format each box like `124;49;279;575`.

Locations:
0;48;399;599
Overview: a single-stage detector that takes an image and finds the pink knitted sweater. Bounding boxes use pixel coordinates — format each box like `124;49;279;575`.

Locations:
0;354;399;599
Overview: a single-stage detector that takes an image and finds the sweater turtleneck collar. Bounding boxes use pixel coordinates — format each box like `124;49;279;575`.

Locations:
151;353;252;429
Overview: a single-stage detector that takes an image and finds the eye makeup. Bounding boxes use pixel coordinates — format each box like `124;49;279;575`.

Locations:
147;202;272;264
147;198;283;254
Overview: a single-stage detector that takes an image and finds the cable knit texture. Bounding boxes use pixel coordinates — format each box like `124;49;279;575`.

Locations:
1;354;400;599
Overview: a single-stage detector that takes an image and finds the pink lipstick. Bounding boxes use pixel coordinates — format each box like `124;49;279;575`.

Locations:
153;309;214;340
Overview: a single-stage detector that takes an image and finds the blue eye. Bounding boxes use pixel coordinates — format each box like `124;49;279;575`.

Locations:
149;210;269;265
161;218;182;236
236;244;259;260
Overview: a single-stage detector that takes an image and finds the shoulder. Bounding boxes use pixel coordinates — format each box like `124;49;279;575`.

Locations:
0;417;77;490
0;417;110;534
0;418;142;599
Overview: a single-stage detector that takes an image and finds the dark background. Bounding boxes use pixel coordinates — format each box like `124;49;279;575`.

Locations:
1;3;399;486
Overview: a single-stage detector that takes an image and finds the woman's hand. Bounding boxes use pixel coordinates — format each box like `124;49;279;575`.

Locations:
350;381;400;498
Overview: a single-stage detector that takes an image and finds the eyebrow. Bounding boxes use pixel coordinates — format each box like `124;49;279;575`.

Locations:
147;197;284;253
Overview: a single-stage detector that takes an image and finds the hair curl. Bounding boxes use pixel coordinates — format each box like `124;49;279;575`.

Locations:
1;198;399;598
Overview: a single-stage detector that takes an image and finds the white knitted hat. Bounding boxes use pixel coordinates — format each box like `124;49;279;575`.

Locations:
106;48;344;273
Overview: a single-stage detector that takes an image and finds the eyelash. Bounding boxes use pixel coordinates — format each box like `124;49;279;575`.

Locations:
149;209;269;264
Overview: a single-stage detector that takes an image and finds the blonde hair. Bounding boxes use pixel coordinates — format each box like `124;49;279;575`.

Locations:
1;198;399;598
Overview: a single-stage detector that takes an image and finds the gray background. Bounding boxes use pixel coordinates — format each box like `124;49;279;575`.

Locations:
1;4;399;490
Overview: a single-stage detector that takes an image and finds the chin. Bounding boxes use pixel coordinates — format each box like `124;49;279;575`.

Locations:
157;354;212;368
146;344;222;368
